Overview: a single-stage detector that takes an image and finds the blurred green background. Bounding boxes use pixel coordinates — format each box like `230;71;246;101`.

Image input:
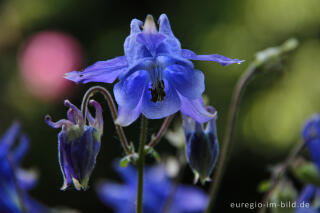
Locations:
0;0;320;212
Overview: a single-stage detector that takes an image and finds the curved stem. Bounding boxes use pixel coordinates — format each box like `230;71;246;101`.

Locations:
137;116;148;213
81;86;131;155
258;140;307;213
205;63;259;213
148;115;174;148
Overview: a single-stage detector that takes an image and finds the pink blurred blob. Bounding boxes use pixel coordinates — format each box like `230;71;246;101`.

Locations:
19;31;83;101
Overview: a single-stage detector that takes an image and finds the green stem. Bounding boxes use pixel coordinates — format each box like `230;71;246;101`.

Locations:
205;38;298;212
136;115;148;213
205;63;259;213
258;139;307;213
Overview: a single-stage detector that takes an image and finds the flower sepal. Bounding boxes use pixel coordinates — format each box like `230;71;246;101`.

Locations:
119;152;139;168
144;145;161;162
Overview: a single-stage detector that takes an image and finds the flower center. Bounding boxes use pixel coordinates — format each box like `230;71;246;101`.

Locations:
148;57;166;103
149;79;165;103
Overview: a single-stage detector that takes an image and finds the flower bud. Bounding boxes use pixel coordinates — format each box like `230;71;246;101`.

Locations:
46;99;103;190
182;106;219;184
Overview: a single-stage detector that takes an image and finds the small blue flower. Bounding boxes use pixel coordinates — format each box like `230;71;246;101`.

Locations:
46;99;103;190
0;122;47;213
182;106;219;184
96;163;208;213
302;114;320;169
295;114;320;213
65;14;243;126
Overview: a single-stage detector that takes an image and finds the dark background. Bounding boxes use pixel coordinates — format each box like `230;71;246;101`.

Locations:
0;0;320;212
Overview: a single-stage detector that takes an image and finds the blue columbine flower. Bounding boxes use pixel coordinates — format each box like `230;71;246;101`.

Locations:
182;106;219;184
96;163;208;213
302;114;320;169
295;185;320;213
46;99;103;190
295;114;320;212
0;122;48;213
65;14;243;126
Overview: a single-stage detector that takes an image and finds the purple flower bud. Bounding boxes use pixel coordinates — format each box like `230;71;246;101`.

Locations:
182;106;219;184
45;99;103;190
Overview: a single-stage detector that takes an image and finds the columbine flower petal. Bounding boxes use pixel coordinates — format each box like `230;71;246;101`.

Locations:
181;49;244;66
142;79;181;119
302;114;320;169
58;135;73;190
90;100;104;133
295;185;319;213
302;114;320;141
136;33;166;54
297;185;316;204
124;19;146;64
114;163;138;186
115;100;143;127
0;122;20;157
16;168;38;190
165;65;204;99
114;70;149;109
65;56;128;84
96;162;208;213
158;14;181;55
12;134;29;165
179;96;215;123
174;186;208;211
0;123;48;213
97;182;135;213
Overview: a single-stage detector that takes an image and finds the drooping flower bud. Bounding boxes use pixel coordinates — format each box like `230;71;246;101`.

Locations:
182;106;219;184
45;99;103;190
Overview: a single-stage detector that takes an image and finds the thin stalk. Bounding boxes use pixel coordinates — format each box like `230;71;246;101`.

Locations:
205;38;298;212
148;115;174;148
81;86;131;154
136;116;148;213
258;140;307;213
205;63;259;213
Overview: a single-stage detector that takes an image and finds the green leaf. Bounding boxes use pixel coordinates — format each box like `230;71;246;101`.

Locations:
119;153;139;167
144;146;161;162
119;156;130;168
258;180;271;193
291;161;320;186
